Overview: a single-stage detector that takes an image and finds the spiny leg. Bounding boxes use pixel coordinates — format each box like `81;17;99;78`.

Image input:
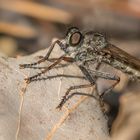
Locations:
56;62;102;110
19;40;62;69
59;91;99;108
56;83;94;110
30;74;86;82
79;56;103;85
88;69;120;81
73;63;103;106
56;61;120;110
79;65;97;84
78;61;102;96
98;73;120;114
88;69;120;98
99;76;120;98
25;55;74;83
79;67;120;108
27;62;70;70
65;92;97;101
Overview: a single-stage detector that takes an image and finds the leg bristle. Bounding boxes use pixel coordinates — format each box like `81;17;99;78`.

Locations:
19;62;38;69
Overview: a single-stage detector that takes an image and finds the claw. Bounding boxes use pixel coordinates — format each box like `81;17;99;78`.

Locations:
56;97;66;110
56;105;62;110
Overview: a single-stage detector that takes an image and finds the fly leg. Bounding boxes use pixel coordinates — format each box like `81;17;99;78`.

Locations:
56;83;95;110
24;55;74;83
19;40;63;69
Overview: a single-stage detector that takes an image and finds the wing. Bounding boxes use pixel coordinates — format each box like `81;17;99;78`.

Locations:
102;44;140;71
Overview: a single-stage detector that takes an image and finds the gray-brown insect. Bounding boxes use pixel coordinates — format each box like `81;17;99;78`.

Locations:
19;27;140;109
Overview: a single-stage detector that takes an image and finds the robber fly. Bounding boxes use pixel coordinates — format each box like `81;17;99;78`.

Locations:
19;27;140;109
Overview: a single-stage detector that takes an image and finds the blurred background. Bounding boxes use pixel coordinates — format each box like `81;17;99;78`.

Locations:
0;0;140;57
0;0;140;139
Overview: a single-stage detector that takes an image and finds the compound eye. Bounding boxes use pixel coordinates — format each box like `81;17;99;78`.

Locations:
69;32;82;46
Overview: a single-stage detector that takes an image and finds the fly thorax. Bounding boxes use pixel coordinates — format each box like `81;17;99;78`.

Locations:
84;32;108;51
